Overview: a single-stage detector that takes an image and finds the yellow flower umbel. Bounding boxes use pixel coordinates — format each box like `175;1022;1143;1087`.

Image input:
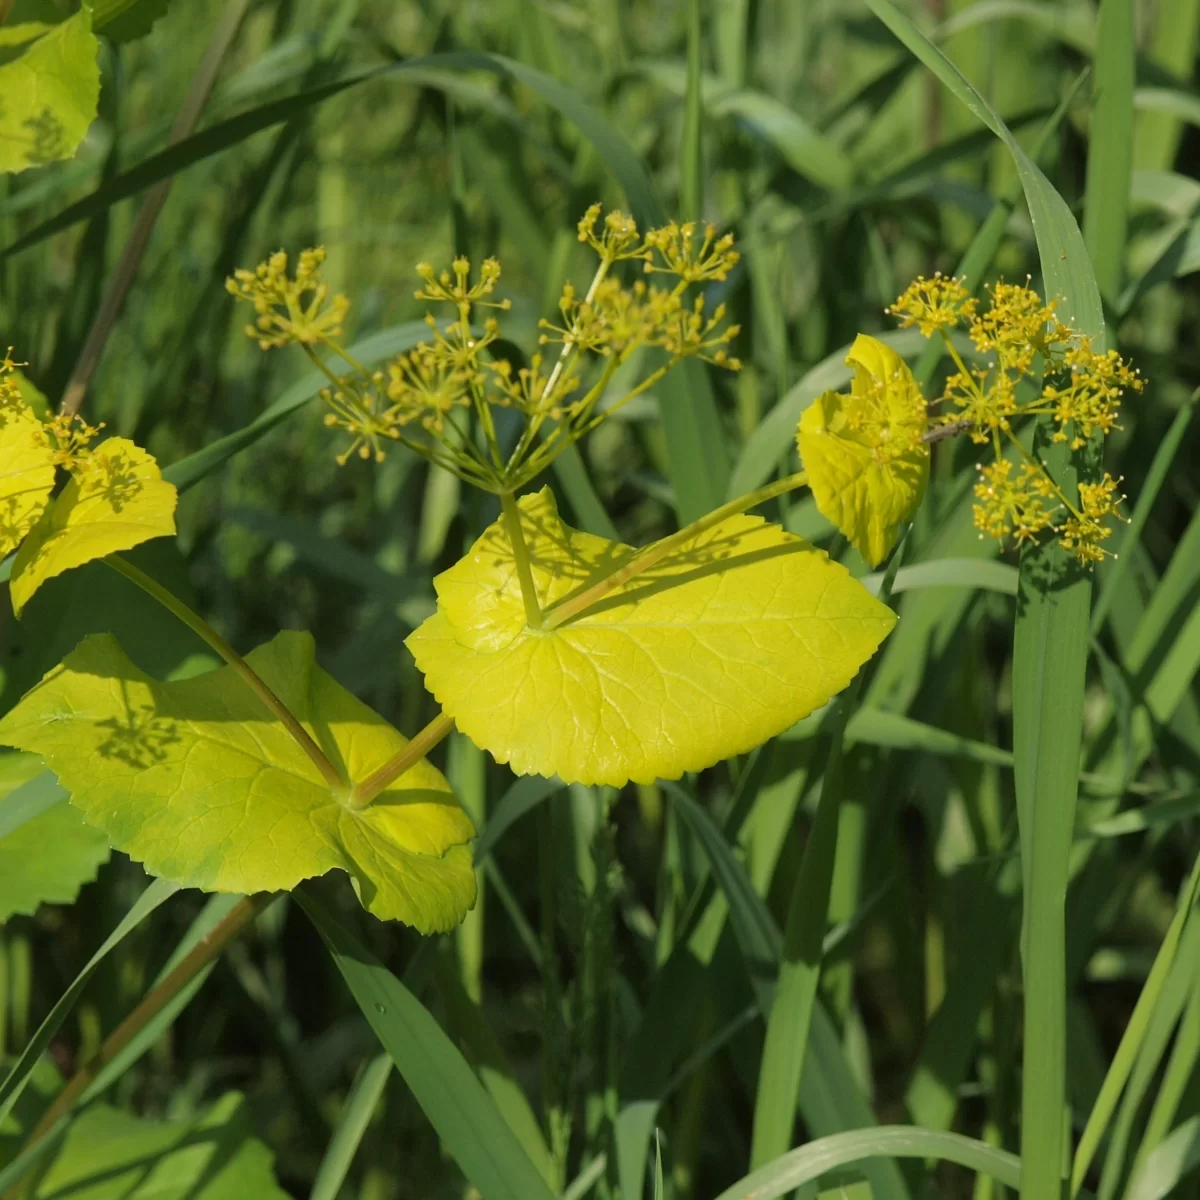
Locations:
227;209;741;493
888;275;1142;568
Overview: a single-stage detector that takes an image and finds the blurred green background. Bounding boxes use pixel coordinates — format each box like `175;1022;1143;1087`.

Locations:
3;0;1200;1196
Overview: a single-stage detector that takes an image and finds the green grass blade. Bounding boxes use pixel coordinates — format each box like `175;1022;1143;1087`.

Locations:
715;1127;1023;1200
658;358;731;521
1133;0;1200;171
431;950;558;1188
309;1054;392;1200
750;698;855;1168
1071;852;1200;1195
1082;0;1135;304
1096;920;1200;1200
0;877;179;1128
1138;979;1200;1163
1091;395;1196;633
84;894;242;1102
666;783;910;1200
298;888;556;1200
860;558;1019;597
0;770;65;839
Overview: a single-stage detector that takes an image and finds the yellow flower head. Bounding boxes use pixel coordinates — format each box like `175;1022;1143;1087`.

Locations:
46;412;104;472
226;247;351;350
888;273;976;337
577;204;646;262
644;220;739;285
1058;472;1126;565
414;257;511;313
972;459;1059;546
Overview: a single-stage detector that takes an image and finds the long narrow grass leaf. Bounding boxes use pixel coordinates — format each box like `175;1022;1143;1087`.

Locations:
298;888;557;1200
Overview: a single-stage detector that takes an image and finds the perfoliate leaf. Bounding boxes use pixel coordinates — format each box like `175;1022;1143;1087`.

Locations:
0;407;56;559
0;9;100;175
10;437;178;615
0;631;477;932
0;754;110;922
17;1091;289;1198
407;488;896;786
797;333;930;567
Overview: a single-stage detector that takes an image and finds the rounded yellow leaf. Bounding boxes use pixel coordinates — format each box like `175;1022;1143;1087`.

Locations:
797;333;929;567
11;437;177;615
0;406;56;558
0;631;477;932
407;488;897;786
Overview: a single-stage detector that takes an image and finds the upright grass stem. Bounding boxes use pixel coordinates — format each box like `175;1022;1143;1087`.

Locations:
105;555;346;791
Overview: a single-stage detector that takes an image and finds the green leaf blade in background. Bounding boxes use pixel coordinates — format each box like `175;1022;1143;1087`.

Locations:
299;889;558;1200
0;759;109;922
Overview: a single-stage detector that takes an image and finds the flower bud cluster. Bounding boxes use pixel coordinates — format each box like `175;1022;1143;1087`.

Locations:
226;248;350;350
887;276;1142;567
227;208;741;492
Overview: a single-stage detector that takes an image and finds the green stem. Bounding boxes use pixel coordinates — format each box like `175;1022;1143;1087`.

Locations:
500;491;544;628
13;894;277;1175
105;556;346;791
348;712;456;810
543;470;809;629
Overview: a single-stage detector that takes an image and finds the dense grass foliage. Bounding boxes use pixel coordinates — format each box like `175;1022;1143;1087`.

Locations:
3;0;1200;1197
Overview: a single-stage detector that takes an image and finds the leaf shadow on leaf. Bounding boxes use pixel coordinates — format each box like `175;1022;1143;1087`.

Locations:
568;538;815;624
1013;547;1089;620
74;639;453;814
94;677;183;769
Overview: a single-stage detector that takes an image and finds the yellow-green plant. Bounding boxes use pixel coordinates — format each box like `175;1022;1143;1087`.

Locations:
0;218;1146;955
0;208;908;945
792;275;1142;573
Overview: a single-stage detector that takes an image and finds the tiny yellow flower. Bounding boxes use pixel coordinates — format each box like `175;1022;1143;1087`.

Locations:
226;247;351;350
888;273;976;337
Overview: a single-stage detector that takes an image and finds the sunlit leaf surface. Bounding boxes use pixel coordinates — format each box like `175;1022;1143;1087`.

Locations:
408;488;896;786
0;631;476;932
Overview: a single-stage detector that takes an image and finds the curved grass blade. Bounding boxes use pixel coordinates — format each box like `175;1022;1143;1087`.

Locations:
298;888;557;1200
1071;852;1200;1196
715;1126;1022;1200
